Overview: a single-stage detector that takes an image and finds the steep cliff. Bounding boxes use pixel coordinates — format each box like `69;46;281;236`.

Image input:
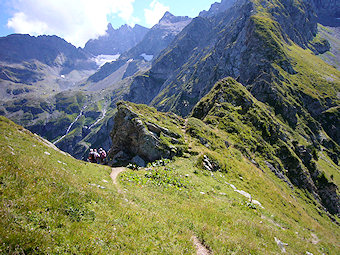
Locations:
312;0;340;26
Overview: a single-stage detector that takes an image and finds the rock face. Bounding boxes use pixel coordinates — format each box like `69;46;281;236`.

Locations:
121;12;192;60
84;24;149;56
199;0;238;17
108;102;180;165
312;0;340;26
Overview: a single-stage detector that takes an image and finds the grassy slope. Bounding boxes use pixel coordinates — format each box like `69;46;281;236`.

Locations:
120;102;340;254
0;117;193;254
250;0;340;106
0;107;339;254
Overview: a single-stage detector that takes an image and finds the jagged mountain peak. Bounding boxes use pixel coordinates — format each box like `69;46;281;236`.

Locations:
118;24;133;31
106;23;114;32
199;0;238;17
156;11;191;27
83;23;149;56
160;11;174;20
86;12;192;83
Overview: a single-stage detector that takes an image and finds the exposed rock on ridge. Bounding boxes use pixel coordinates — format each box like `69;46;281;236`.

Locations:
199;0;238;17
108;101;183;166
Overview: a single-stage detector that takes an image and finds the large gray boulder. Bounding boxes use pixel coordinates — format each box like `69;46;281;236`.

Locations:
108;102;180;165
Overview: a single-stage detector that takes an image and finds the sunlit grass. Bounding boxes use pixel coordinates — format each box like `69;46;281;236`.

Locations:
1;107;339;254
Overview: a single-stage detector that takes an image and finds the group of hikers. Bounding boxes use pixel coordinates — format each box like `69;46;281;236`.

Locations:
88;148;107;164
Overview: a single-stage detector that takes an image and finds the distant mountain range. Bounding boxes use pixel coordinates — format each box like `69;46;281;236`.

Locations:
0;34;96;74
86;11;192;84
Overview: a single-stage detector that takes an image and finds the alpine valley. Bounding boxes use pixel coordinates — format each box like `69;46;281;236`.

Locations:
0;0;339;254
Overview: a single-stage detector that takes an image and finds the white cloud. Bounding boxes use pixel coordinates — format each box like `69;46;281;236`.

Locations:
144;0;170;27
6;0;136;47
7;12;48;35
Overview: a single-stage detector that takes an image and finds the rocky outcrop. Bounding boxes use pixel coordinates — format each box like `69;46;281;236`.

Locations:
108;102;182;166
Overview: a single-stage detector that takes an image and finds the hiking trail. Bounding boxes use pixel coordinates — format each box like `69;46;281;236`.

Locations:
110;167;126;185
110;166;210;254
192;236;211;255
182;118;189;143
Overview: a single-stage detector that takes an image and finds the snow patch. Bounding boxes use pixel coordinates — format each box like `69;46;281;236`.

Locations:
93;54;120;67
140;53;153;61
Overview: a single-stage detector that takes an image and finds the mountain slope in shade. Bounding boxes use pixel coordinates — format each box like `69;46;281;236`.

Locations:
312;0;340;27
199;0;238;17
0;34;96;73
83;24;149;56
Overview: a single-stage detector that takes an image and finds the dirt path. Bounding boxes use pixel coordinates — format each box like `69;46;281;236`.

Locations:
192;236;210;255
110;167;210;254
182;119;189;143
110;167;126;185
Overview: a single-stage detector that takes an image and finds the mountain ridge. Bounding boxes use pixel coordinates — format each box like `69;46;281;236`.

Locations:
0;34;96;73
84;23;149;56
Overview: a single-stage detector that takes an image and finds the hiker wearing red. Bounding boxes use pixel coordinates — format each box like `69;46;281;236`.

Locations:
99;148;107;164
88;149;96;163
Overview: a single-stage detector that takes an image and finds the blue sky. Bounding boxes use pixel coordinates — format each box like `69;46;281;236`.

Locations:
0;0;218;47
